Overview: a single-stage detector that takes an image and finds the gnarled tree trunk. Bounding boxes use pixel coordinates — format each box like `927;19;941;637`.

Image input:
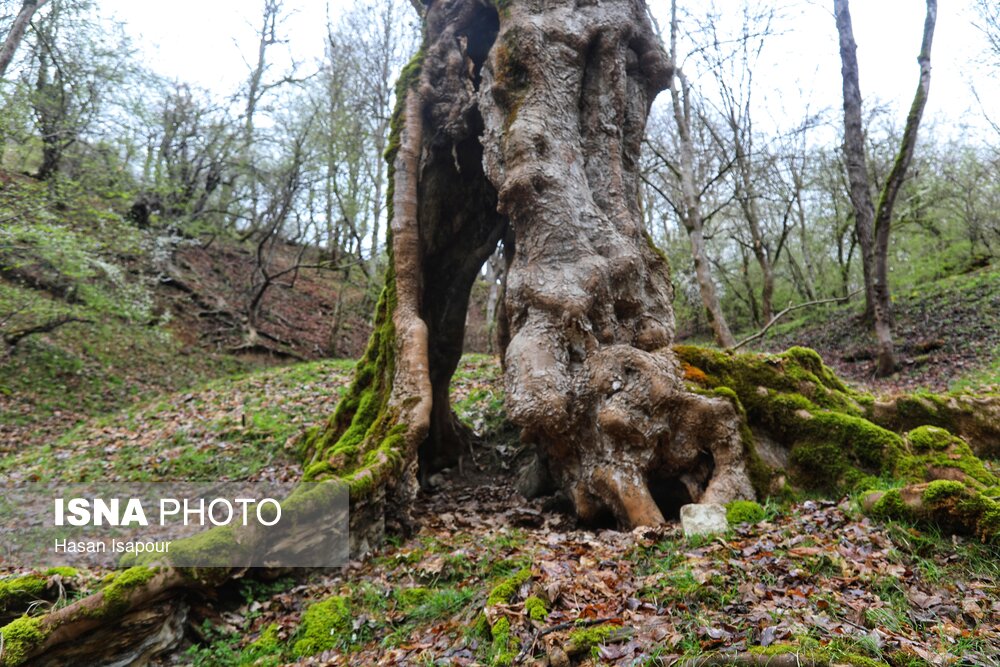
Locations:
479;0;753;526
305;0;755;535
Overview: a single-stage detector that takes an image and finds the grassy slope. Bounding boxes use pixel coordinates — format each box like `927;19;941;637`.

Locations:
0;174;272;453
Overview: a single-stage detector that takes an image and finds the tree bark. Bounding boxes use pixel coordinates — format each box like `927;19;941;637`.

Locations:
0;0;47;78
834;0;877;324
870;0;936;376
835;0;936;377
480;0;753;527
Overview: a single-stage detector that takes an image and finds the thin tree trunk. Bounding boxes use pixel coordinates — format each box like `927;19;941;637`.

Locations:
667;0;735;348
736;157;774;323
835;0;936;376
834;0;877;324
0;0;47;78
483;247;504;354
869;0;936;375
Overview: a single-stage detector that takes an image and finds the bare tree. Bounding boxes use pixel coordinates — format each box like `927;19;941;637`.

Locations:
834;0;937;376
315;0;417;294
234;0;304;236
697;3;784;324
643;0;736;348
974;0;1000;61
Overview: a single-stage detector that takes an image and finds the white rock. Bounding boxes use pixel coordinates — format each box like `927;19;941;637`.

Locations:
680;503;728;537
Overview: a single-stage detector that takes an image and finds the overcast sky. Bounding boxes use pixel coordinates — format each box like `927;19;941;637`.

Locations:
96;0;998;139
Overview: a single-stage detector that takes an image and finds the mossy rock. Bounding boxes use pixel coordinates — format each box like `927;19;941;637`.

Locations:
896;426;996;488
863;482;999;542
675;346;901;493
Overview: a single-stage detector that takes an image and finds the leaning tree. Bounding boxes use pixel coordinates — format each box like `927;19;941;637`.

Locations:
3;0;999;664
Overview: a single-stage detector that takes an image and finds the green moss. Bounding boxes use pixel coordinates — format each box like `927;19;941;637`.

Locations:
523;595;548;621
292;595;351;657
568;623;617;652
748;643;888;666
167;525;248;570
673;346;865;423
725;500;765;524
892;425;996;493
908;425;955;452
0;615;49;666
43;567;77;578
488;616;517;666
870;489;912;521
979;506;1000;542
395;587;431;610
790;440;848;489
472;612;491;638
0;575;47;611
486;568;532;605
922;480;966;505
100;566;158;616
241;623;284;664
644;231;671;268
805;412;904;472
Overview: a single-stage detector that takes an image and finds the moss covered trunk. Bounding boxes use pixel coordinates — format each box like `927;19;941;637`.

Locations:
300;0;506;547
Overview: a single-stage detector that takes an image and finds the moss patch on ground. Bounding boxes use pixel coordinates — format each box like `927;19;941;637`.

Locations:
291;595;352;658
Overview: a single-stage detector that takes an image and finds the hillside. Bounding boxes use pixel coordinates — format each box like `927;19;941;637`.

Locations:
734;266;1000;394
0;172;374;453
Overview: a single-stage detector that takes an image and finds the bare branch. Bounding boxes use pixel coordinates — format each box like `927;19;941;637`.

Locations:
732;288;863;351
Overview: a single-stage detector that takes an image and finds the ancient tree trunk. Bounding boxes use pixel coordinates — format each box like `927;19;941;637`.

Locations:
480;0;753;527
835;0;937;377
304;0;757;533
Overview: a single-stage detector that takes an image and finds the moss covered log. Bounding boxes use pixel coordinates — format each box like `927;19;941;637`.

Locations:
0;567;188;666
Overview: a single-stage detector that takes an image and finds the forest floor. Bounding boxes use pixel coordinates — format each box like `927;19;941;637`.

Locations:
2;354;997;666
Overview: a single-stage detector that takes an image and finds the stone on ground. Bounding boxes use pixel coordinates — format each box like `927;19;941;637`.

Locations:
680;503;729;536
